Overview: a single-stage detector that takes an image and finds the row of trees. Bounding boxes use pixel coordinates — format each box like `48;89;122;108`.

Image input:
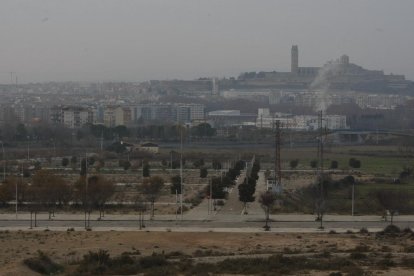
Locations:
0;169;172;227
291;174;414;227
169;160;245;203
238;159;260;214
289;158;361;169
0;170;116;227
207;160;246;203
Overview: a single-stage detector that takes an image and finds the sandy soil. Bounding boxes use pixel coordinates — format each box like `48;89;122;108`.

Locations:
1;230;414;275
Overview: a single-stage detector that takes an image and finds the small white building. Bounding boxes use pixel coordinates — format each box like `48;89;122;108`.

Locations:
139;142;159;154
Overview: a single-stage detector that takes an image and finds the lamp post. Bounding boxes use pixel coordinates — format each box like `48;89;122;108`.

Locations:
180;125;183;220
27;136;30;161
51;138;56;159
17;163;22;219
351;182;355;216
0;141;5;181
84;153;89;229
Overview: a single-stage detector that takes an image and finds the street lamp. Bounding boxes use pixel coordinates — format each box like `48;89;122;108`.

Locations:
351;181;355;216
51;138;56;159
27;136;30;161
0;141;5;181
16;163;23;219
180;125;184;220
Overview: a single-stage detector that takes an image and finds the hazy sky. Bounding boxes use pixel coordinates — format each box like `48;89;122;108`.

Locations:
1;0;413;83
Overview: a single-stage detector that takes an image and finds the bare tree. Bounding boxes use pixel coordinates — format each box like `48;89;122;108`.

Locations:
87;175;115;219
0;177;18;206
377;190;410;225
32;170;70;219
73;176;92;229
26;183;42;228
259;191;277;231
141;176;164;219
134;195;148;229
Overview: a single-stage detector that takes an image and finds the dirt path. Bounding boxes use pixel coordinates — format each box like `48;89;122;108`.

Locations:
216;172;245;216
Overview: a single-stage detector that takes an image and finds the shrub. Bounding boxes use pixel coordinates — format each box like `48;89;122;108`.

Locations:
216;199;225;206
401;257;414;267
193;158;204;168
403;227;413;234
342;266;364;276
330;160;339;169
61;157;69;167
212;159;222;170
350;252;367;260
290;159;299;169
77;250;111;274
351;244;370;252
377;258;395;268
399;167;412;180
77;250;142;275
383;224;401;234
143;164;150;177
349;158;361;169
110;254;139;274
23;251;63;275
343;175;355;185
310;160;318;168
139;254;168;269
200;167;208;178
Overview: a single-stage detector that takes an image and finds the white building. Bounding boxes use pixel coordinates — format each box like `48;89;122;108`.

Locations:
104;106;132;127
307;115;348;130
176;103;205;123
255;109;348;130
62;106;95;128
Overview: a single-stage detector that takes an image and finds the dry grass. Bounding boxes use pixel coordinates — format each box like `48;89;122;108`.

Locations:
1;230;414;275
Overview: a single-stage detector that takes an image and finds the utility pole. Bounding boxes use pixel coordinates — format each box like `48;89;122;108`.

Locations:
274;120;282;193
260;114;263;129
351;182;355;216
52;139;56;159
27;136;30;161
100;131;104;152
208;178;212;215
316;110;325;228
170;151;173;173
17;164;22;219
0;141;5;181
84;154;90;229
175;189;178;223
180;126;184;220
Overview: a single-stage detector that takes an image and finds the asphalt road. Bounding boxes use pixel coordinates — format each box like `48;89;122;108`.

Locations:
0;217;412;231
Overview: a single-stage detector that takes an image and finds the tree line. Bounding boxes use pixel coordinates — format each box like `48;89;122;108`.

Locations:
238;159;260;214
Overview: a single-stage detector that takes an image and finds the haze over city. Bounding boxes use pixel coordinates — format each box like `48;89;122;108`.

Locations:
1;0;414;83
3;1;414;275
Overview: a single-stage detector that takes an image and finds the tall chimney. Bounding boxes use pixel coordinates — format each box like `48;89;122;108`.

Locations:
291;45;299;74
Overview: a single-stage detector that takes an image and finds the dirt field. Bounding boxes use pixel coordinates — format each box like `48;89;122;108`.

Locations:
2;230;414;275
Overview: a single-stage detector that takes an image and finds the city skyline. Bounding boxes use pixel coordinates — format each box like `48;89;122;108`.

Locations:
1;0;414;84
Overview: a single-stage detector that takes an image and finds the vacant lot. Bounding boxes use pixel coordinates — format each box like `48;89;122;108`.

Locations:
2;229;414;275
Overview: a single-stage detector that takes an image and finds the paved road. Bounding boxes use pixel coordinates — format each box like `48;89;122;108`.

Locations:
0;215;412;233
